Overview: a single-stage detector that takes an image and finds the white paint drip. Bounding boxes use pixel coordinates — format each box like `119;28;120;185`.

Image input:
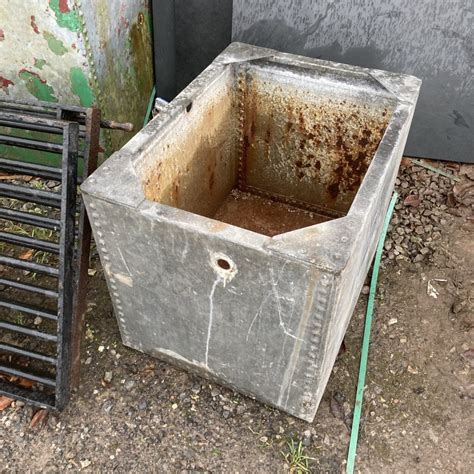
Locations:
205;276;220;368
204;252;239;368
180;234;189;263
114;272;133;287
117;248;132;275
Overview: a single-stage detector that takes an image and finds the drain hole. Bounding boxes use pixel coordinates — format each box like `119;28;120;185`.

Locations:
186;102;193;113
217;258;231;270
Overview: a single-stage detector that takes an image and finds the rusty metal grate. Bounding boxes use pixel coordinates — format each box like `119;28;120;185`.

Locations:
0;99;103;409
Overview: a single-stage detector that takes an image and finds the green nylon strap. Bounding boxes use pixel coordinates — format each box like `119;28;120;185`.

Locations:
409;158;460;182
346;191;399;474
143;85;156;128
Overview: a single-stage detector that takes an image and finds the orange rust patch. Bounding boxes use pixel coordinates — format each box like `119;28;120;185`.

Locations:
209;221;228;232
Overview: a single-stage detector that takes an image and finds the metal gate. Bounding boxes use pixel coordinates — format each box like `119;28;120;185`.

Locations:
0;99;100;409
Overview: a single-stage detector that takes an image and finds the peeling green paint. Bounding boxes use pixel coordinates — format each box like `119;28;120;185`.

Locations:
43;31;68;55
19;70;58;102
49;0;80;32
70;67;95;107
34;58;47;70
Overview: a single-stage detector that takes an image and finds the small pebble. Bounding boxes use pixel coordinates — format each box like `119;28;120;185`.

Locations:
104;371;113;383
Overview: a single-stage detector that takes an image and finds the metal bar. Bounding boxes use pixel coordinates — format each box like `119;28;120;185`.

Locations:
0;254;59;276
0;105;58;119
0;381;55;409
55;122;79;409
0;296;58;321
0;208;60;230
100;119;133;131
0;182;61;207
0;110;79;131
0;100;87;125
0;99;64;113
70;108;100;388
0;118;87;138
0;158;62;181
0;342;57;365
0;321;57;342
0;134;63;153
0;278;58;298
0;119;62;134
0;103;131;132
0;364;56;387
0;231;59;254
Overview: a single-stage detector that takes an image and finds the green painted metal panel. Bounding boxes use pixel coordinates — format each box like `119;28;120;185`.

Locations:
0;0;154;163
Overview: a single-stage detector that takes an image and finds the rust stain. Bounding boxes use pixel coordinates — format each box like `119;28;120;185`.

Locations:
30;15;40;34
240;75;390;213
292;100;388;201
0;29;4;41
59;0;70;13
0;75;14;91
241;134;250;180
250;121;256;140
209;171;215;190
209;221;228;233
327;182;340;199
172;180;180;204
140;70;391;231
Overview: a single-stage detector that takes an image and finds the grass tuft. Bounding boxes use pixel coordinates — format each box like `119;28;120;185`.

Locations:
281;440;312;473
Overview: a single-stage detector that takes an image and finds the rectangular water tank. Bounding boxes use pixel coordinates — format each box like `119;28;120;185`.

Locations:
81;43;420;421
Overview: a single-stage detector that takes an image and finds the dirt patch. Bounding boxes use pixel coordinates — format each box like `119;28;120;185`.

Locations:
0;163;473;472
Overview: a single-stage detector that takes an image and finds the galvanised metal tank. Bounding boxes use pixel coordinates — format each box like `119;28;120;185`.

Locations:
81;43;420;421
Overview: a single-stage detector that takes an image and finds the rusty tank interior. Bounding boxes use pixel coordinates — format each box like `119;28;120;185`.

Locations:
140;60;395;237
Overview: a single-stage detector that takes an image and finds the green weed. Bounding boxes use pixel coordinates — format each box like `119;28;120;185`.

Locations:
281;440;312;473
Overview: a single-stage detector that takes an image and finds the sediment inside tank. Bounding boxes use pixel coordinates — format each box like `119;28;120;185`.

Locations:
141;61;394;236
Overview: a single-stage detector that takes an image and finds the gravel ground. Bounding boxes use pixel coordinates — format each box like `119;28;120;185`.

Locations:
0;158;473;472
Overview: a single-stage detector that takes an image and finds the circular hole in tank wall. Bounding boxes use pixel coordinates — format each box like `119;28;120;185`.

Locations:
210;252;238;284
217;258;231;270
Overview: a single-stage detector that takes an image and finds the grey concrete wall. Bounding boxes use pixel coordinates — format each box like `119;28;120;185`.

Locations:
232;0;473;163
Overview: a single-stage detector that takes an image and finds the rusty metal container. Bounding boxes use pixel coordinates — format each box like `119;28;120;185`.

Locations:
81;43;420;421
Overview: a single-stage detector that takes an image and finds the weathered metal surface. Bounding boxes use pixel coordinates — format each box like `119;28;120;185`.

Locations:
233;0;473;163
69;107;101;389
238;62;393;215
81;43;420;421
0;2;93;106
80;0;154;151
0;0;153;157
